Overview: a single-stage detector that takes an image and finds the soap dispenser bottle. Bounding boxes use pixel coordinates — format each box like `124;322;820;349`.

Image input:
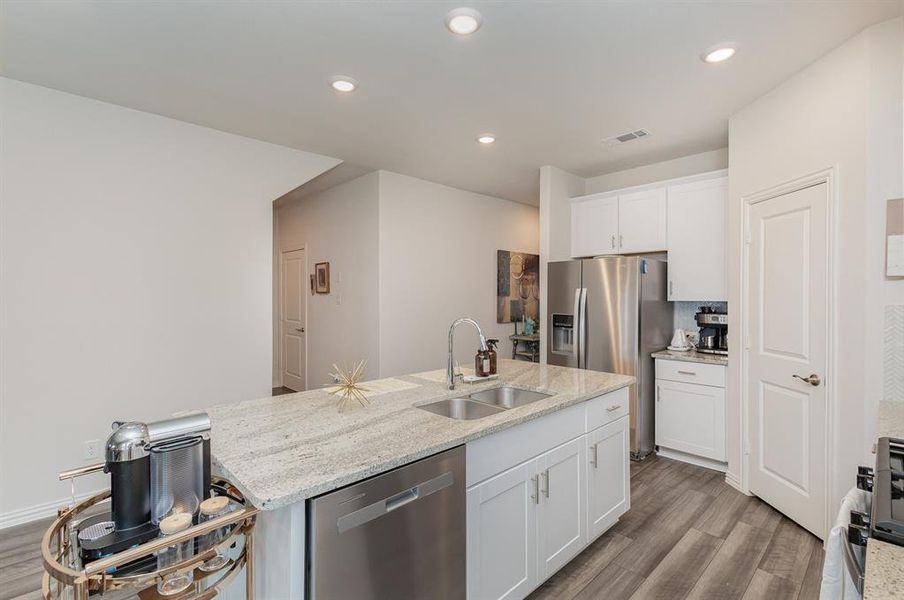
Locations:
486;339;499;375
475;348;491;378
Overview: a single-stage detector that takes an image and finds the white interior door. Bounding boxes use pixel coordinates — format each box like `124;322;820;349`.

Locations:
280;248;306;391
746;182;828;538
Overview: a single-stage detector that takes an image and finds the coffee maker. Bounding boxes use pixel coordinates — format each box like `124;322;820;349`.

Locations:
76;413;211;562
695;307;728;355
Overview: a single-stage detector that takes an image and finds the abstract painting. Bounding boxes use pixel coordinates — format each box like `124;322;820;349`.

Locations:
497;250;540;323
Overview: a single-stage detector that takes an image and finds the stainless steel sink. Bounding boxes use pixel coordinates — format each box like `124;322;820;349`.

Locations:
416;397;506;420
467;386;552;409
416;386;552;420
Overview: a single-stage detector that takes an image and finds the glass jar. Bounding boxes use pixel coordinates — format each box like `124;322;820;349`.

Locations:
156;512;194;596
198;496;234;572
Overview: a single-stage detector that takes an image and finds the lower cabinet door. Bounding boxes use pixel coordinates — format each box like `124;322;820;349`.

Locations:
537;437;587;579
586;417;630;539
467;462;538;600
655;379;726;460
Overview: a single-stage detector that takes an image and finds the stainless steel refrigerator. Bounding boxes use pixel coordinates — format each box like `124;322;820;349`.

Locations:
547;256;672;459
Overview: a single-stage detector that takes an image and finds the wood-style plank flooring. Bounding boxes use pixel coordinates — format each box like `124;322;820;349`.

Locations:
0;456;823;600
528;456;824;600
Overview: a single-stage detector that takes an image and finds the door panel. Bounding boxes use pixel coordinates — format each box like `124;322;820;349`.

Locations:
280;249;306;391
655;380;726;461
747;182;827;539
667;176;728;301
467;462;538;600
537;437;586;579
571;195;619;258
587;417;629;539
546;261;582;368
618;188;667;253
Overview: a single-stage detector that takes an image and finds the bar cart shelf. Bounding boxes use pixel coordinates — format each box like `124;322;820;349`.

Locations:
41;478;258;600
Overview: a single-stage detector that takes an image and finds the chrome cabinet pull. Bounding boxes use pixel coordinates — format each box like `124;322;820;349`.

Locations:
677;370;696;376
531;475;539;504
669;280;673;297
619;234;624;248
541;470;549;498
610;235;615;249
656;385;660;402
606;404;620;412
590;443;599;468
793;373;821;387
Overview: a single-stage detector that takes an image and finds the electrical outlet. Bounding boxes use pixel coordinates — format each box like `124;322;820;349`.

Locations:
83;439;102;461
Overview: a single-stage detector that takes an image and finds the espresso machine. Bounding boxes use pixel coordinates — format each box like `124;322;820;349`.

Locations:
695;306;728;355
75;413;211;562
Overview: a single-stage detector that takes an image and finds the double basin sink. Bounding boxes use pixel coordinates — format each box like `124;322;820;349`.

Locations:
417;385;552;420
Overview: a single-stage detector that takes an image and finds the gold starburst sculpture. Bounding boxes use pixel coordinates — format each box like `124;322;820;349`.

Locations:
326;360;371;412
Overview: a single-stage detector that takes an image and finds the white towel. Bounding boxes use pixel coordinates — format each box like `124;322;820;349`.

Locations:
820;487;870;600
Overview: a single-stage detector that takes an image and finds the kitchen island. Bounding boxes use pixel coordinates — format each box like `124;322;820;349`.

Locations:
205;359;634;599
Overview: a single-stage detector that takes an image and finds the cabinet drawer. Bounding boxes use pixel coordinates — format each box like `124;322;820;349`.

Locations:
466;401;585;488
655;359;724;388
585;387;629;432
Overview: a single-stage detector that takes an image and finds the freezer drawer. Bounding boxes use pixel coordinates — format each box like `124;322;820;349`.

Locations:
307;446;466;600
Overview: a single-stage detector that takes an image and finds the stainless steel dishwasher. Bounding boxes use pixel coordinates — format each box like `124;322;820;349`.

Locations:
307;445;465;599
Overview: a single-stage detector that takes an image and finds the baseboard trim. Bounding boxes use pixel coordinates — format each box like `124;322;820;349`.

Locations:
724;470;750;495
0;489;103;530
656;446;728;473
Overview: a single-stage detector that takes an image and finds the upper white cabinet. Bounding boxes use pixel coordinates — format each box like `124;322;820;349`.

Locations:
570;189;666;257
571;194;619;257
617;187;668;254
667;175;728;301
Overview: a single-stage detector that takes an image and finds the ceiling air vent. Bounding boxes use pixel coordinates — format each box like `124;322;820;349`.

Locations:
603;129;651;147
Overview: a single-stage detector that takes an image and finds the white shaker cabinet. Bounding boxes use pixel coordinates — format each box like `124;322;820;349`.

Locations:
654;358;727;470
570;187;668;258
586;417;630;539
616;187;668;254
666;175;728;301
571;193;619;258
466;462;539;600
537;437;587;579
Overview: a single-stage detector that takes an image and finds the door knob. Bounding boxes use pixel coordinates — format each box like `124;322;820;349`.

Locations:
295;327;305;333
792;373;821;386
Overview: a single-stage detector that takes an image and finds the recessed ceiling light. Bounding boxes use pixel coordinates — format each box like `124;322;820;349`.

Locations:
477;134;496;144
701;45;737;64
329;76;358;93
445;8;483;35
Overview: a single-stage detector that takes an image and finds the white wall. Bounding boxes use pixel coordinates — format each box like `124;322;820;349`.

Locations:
727;18;903;518
0;78;340;525
538;166;586;362
585;148;728;194
378;171;540;376
274;172;381;388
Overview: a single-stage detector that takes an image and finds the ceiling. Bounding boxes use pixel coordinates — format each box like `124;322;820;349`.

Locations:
2;1;900;205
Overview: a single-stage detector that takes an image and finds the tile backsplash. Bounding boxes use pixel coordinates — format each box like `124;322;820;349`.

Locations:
672;301;728;343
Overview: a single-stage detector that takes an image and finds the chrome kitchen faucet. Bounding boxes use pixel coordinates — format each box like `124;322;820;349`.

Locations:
447;318;488;390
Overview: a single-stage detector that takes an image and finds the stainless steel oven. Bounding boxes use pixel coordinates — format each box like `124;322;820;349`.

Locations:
306;446;465;599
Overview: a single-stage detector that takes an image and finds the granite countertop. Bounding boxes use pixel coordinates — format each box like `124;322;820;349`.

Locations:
864;401;904;600
205;359;634;511
651;348;728;366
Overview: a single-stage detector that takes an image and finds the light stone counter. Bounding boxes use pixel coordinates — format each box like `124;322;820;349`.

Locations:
205;359;634;510
864;401;904;600
651;348;728;366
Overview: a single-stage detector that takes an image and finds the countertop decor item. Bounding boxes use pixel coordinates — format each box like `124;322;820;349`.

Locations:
326;360;370;412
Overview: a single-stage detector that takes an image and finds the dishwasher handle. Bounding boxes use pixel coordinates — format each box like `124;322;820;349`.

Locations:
336;471;454;534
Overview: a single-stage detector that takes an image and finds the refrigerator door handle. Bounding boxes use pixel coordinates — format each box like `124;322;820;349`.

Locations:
579;288;588;369
572;288;581;362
